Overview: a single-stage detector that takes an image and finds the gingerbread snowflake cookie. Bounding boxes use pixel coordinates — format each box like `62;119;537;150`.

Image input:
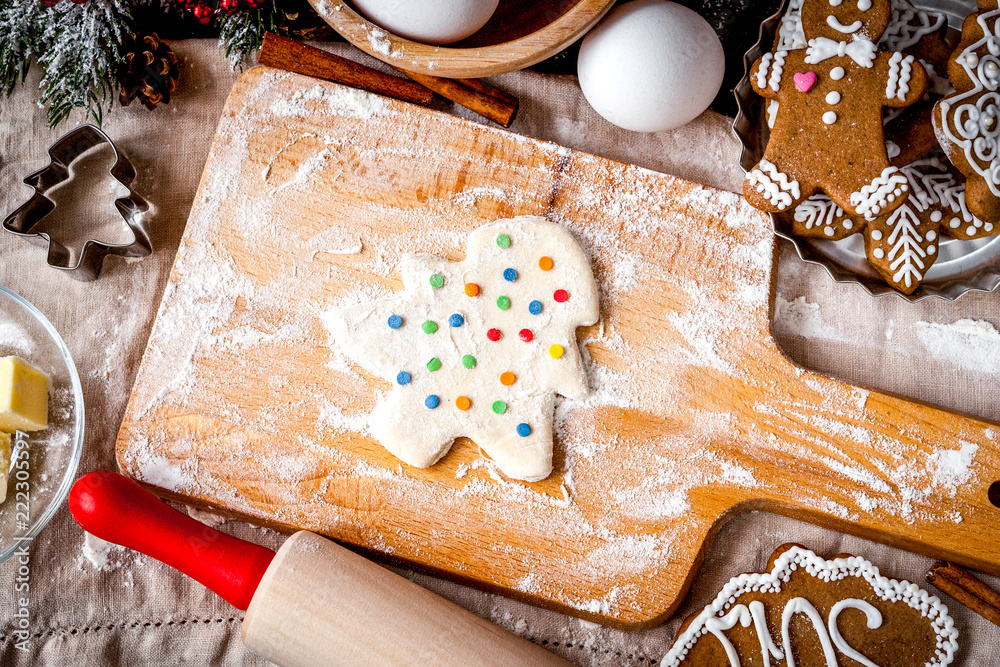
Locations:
746;0;928;220
328;217;599;482
661;544;958;667
934;1;1000;223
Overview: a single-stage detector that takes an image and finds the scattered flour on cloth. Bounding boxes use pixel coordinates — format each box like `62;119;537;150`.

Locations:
915;319;1000;375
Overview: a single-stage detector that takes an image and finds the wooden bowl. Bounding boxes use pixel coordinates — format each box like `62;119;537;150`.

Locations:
308;0;616;78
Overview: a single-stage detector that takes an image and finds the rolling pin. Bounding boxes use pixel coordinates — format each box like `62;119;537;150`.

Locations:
69;471;569;667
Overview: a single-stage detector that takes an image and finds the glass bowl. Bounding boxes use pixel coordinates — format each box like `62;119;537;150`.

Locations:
0;285;84;563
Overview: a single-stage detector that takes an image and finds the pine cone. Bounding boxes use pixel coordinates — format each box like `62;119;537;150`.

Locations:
117;33;180;110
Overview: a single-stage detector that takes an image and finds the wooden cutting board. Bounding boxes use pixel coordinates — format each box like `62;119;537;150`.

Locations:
117;67;1000;629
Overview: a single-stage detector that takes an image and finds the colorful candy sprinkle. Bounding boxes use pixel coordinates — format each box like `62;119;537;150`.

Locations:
549;344;564;359
496;234;511;249
516;423;532;437
396;371;411;386
462;355;476;369
503;268;517;282
497;296;511;310
538;256;553;271
425;395;440;409
519;329;533;342
553;289;569;303
387;314;403;329
464;283;480;297
427;357;441;371
422;320;438;334
449;313;464;327
492;400;507;415
429;273;444;288
528;300;542;315
500;372;516;386
456;396;471;410
487;328;502;341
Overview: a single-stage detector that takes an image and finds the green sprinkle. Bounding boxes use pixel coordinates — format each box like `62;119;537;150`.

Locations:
462;354;476;369
492;400;507;415
429;273;444;289
496;296;511;310
426;357;441;371
422;320;438;334
496;234;511;249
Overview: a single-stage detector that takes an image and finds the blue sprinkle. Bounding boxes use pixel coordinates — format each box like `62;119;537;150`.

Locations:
449;313;464;327
528;300;542;315
516;423;532;437
503;268;518;282
387;314;403;329
425;395;440;409
396;371;411;386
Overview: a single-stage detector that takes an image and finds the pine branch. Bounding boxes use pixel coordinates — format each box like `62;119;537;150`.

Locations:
218;1;286;70
38;0;136;127
0;1;45;96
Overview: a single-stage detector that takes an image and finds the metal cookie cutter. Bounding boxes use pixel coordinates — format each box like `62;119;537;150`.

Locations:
3;124;152;282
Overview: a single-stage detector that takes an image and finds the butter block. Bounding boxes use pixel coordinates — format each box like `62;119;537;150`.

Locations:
0;356;48;432
0;432;9;504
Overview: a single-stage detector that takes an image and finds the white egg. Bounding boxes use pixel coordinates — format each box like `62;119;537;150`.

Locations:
353;0;500;45
578;0;725;132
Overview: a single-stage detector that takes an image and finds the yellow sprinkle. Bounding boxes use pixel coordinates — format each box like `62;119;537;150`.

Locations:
549;344;564;359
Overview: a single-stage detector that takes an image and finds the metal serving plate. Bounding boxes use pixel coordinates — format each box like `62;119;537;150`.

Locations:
733;0;1000;301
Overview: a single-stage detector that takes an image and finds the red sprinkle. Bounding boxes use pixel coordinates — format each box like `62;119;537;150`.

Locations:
519;328;533;342
553;289;569;303
487;328;502;341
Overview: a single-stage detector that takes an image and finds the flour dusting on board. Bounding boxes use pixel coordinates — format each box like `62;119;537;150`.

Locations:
121;70;996;618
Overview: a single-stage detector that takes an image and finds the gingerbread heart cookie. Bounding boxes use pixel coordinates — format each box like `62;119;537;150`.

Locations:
746;0;928;219
661;544;958;667
934;0;1000;223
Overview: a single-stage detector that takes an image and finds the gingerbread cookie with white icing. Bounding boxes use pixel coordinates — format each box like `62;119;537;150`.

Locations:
746;0;928;220
661;544;958;667
934;0;1000;223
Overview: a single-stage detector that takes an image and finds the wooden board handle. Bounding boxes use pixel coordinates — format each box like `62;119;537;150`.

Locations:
69;471;275;610
243;531;571;667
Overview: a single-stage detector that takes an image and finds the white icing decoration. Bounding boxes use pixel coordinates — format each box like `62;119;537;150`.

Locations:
928;244;936;253
704;605;752;666
851;166;908;219
776;0;807;51
927;230;937;240
823;111;838;124
806;37;876;68
767;100;780;129
748;160;801;210
830;66;845;80
769;51;787;92
886;53;914;101
830;0;843;5
827;16;862;33
829;599;883;667
857;0;872;10
781;0;945;54
936;9;1000;198
886;141;900;159
871;229;883;240
884;197;928;288
930;211;942;222
826;91;841;104
757;52;773;91
793;193;847;234
844;220;853;229
659;546;959;667
873;248;885;258
749;601;784;667
825;226;835;236
329;217;599;482
781;597;838;667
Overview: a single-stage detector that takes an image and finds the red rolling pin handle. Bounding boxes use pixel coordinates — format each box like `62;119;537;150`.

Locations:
69;471;275;611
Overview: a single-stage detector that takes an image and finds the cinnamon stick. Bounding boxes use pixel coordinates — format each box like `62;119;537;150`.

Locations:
926;561;1000;628
394;69;519;127
258;33;434;107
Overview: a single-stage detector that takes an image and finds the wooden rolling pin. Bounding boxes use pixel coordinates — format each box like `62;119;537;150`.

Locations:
69;472;568;667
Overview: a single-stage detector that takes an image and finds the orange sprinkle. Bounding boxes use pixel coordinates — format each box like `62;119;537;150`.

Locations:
455;396;472;410
464;283;480;297
500;372;516;386
538;256;553;271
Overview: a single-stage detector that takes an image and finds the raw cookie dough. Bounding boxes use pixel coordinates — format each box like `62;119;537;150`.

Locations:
329;216;599;482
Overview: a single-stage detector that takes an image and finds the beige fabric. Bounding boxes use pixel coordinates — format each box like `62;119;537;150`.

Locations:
0;40;997;665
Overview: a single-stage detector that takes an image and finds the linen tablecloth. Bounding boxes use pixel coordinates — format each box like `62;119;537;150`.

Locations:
0;40;998;665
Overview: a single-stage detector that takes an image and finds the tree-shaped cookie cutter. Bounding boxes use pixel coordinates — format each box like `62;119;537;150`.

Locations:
3;124;152;282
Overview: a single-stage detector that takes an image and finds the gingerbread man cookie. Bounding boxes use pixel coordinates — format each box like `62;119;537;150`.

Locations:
746;0;928;220
934;0;1000;223
327;217;599;482
661;544;958;667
